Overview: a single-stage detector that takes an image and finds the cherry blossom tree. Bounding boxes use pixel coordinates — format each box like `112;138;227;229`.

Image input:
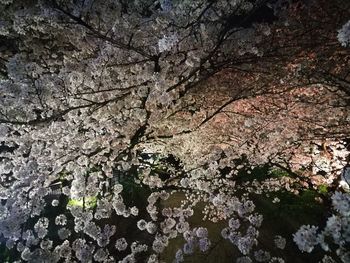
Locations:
0;0;349;262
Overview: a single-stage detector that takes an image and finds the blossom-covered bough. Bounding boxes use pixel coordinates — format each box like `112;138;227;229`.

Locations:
0;0;350;262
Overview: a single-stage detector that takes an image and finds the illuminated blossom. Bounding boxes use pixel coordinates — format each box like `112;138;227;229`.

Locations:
115;238;128;251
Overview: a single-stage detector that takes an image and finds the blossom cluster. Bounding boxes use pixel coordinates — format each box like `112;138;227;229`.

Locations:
294;192;350;262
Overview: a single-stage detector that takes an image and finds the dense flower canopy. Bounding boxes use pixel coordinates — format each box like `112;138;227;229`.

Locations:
0;0;349;262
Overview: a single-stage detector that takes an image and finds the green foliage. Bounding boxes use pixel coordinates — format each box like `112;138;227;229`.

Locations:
317;184;328;195
235;164;270;182
58;170;69;180
254;189;327;232
269;168;291;178
119;172;151;207
67;196;97;208
0;245;10;263
235;165;293;184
